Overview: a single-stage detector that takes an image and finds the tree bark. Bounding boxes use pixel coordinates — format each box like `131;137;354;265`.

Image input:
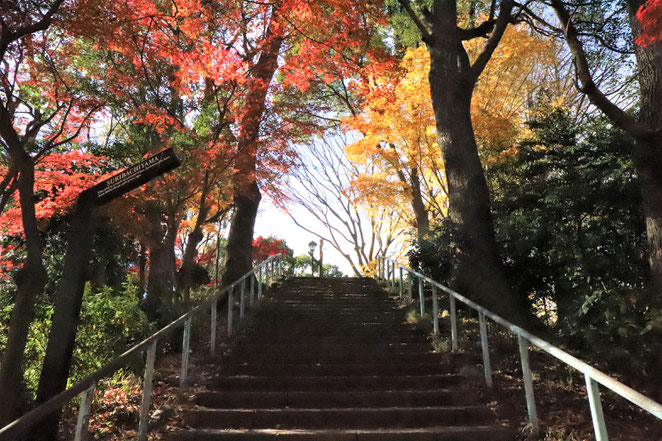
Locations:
0;156;47;426
400;0;529;322
33;198;97;441
627;0;662;294
143;204;179;323
221;9;284;286
551;0;662;294
179;174;211;302
409;168;430;242
138;241;147;295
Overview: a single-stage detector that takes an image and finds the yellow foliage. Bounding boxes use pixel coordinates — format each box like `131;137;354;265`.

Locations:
466;24;558;157
343;46;446;231
344;23;559;229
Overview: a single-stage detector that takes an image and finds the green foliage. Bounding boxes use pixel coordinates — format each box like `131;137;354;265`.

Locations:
0;279;152;396
488;107;650;344
70;281;153;386
414;105;659;369
283;254;345;277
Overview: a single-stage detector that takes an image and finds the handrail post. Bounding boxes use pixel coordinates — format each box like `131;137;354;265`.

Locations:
258;266;263;299
137;340;157;441
398;267;403;299
432;285;439;335
518;335;539;435
210;300;217;357
418;276;425;316
227;286;234;337
407;272;413;303
240;278;246;319
180;317;191;388
74;381;96;441
250;274;255;307
586;375;609;441
449;294;458;352
479;312;492;387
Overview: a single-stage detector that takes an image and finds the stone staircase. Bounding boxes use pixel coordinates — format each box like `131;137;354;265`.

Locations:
167;277;513;440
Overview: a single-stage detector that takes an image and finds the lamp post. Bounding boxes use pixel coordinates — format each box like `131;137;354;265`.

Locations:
308;239;324;277
308;241;317;277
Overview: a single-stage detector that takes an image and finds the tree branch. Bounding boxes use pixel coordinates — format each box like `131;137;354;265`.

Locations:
549;0;656;141
470;0;515;84
397;0;433;42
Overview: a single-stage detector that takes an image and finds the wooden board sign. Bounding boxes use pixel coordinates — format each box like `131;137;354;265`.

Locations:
82;148;181;206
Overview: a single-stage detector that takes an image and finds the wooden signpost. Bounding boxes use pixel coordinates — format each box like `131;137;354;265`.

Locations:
34;149;180;441
81;147;180;206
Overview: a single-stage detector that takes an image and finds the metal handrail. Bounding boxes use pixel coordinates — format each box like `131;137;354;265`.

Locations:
0;254;284;441
377;256;662;441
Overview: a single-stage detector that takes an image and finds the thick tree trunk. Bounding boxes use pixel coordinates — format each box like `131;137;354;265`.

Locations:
143;205;178;323
222;183;262;285
632;142;662;294
0;158;47;426
221;11;284;286
553;0;662;294
427;42;528;322
627;0;662;293
409;168;430;242
33;199;97;441
179;175;210;302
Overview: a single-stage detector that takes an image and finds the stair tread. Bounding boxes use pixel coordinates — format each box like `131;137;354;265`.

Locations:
167;426;514;441
169;277;510;440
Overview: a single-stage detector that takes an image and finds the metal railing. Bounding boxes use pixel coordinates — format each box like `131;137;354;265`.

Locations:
377;256;662;441
0;254;284;441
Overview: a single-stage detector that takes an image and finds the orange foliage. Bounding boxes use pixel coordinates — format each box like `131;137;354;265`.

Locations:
0;152;108;236
637;0;662;46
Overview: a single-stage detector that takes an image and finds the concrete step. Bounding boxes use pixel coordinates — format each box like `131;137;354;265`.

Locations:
167;426;513;441
228;343;432;355
232;334;426;344
183;406;495;429
221;362;457;377
194;389;478;408
212;374;466;391
221;351;459;365
168;277;511;440
240;322;411;331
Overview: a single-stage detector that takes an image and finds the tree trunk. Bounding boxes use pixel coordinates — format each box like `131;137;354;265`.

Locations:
221;10;284;286
138;241;147;296
33;199;97;441
409;168;430;242
631;143;662;295
553;0;662;295
179;174;210;302
627;0;662;293
427;41;528;322
143;205;178;323
0;158;47;426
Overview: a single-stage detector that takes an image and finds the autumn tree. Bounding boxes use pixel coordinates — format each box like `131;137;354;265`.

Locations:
252;236;293;262
344;25;556;243
391;0;531;320
0;0;101;424
344;46;447;242
221;0;389;286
